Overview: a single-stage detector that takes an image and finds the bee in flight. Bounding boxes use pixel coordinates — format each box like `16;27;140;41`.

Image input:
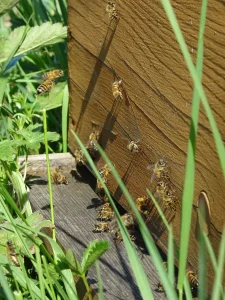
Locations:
51;168;68;185
135;196;152;215
93;222;109;233
6;240;20;267
42;69;64;81
37;69;64;95
148;158;170;183
37;79;55;95
186;269;199;290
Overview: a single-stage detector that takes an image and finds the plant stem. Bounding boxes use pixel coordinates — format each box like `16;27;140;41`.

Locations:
81;274;92;300
42;109;56;242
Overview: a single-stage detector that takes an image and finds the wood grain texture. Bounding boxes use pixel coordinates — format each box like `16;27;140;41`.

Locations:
68;0;225;293
29;173;165;300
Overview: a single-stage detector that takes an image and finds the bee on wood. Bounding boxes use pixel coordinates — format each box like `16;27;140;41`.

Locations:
112;79;123;100
6;240;20;267
37;79;55;95
74;149;85;165
98;164;114;178
51;168;68;185
135;196;152;215
154;179;169;199
162;187;178;211
148;158;170;183
97;203;114;221
157;262;168;293
186;269;199;290
127;140;140;153
106;1;119;21
87;130;100;151
110;213;135;236
42;69;64;81
93;222;109;233
113;228;137;243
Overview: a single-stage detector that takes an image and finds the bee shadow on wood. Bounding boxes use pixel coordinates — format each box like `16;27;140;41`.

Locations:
75;16;119;132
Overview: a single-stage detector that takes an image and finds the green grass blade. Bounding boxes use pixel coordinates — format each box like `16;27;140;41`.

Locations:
95;261;103;300
42;255;57;300
62;83;69;152
0;0;19;16
35;245;46;299
160;0;208;295
0;267;14;300
211;227;225;299
42;109;55;242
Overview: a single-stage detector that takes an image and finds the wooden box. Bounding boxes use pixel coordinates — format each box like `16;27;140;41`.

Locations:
68;0;225;292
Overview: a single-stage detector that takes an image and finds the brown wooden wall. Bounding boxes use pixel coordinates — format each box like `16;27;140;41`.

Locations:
68;0;225;293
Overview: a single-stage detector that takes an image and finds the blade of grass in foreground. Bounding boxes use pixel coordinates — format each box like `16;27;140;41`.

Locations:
62;84;69;152
0;268;14;300
71;130;154;300
211;227;225;299
96;261;103;300
160;0;208;296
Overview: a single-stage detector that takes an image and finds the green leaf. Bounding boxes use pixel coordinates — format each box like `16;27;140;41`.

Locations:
80;240;109;275
0;0;19;16
26;211;54;232
36;82;67;111
0;22;67;63
0;140;18;160
65;249;81;275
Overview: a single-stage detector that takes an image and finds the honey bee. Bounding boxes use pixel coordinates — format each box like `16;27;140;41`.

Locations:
110;213;135;235
106;1;119;21
87;130;100;151
42;69;64;80
97;203;114;221
93;222;109;233
162;187;178;211
98;164;114;178
112;79;123;100
135;196;152;215
74;149;85;165
51;168;68;185
127;140;140;153
186;269;199;290
148;158;170;183
154;179;169;199
37;79;55;95
113;228;137;243
6;240;20;267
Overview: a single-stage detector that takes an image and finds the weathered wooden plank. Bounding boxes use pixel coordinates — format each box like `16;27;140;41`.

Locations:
29;172;166;300
68;0;225;293
19;153;76;173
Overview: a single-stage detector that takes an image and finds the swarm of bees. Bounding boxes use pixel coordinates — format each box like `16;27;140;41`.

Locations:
51;168;68;185
37;69;64;95
147;158;178;212
94;211;136;243
106;1;119;21
6;240;20;267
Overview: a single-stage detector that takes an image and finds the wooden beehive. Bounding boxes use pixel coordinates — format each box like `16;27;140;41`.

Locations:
68;0;225;293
